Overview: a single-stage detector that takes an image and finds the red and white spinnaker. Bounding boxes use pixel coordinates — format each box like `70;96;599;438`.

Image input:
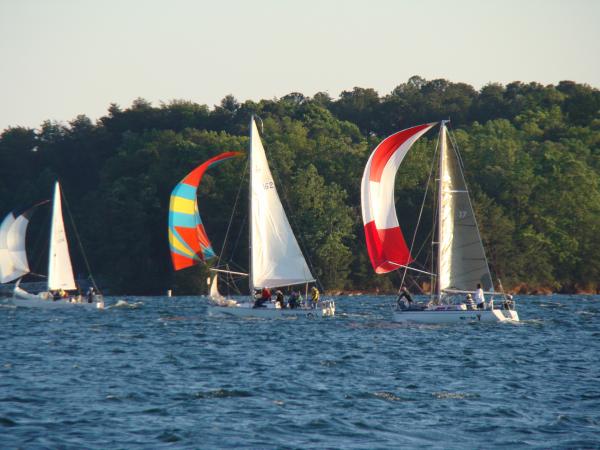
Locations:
361;123;436;274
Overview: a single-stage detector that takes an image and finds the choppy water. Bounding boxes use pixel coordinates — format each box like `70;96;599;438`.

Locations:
1;295;599;448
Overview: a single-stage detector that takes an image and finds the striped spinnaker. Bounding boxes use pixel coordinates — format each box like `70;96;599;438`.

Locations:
168;152;241;270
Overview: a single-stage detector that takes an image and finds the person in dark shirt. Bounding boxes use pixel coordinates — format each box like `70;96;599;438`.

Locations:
288;290;301;309
275;290;285;308
396;286;413;309
254;287;271;308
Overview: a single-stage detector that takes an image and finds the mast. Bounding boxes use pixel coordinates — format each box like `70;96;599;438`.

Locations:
248;115;254;297
435;121;447;300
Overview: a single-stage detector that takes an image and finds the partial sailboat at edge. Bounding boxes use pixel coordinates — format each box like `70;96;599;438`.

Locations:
8;182;104;309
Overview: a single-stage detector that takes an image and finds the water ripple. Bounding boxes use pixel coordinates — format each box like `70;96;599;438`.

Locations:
1;294;599;448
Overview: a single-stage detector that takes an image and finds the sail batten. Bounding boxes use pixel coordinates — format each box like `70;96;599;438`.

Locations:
168;152;241;271
249;118;314;289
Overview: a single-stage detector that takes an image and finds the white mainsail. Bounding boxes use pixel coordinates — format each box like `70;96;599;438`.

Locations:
47;182;77;291
437;123;493;293
249;118;314;289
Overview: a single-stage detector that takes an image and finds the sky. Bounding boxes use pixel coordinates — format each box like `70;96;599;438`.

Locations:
0;0;599;131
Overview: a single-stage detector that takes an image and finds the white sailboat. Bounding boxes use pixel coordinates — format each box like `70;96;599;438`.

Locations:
361;121;518;323
9;182;104;309
207;117;335;318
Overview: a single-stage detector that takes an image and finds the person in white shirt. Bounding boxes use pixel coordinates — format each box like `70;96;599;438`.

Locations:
476;283;485;309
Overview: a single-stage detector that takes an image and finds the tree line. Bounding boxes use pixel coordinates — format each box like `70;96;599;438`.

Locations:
1;76;598;294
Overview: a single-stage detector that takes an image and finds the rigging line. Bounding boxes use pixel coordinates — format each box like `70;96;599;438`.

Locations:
400;131;440;289
31;199;52;276
446;123;466;171
60;187;100;293
217;155;249;268
226;213;247;268
407;226;433;266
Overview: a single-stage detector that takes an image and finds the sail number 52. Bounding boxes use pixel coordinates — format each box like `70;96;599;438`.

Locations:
263;181;274;190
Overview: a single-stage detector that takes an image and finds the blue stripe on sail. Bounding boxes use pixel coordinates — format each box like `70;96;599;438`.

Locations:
169;211;200;228
172;184;197;201
202;246;216;258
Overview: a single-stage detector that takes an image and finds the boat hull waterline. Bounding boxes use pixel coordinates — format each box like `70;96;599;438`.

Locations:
393;308;519;324
208;301;335;318
13;286;104;309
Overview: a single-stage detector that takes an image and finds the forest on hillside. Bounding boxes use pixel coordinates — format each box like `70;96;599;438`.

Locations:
1;76;599;295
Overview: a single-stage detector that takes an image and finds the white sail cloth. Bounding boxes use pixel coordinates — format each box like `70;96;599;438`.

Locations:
437;124;493;292
250;119;314;289
47;182;77;291
0;212;30;283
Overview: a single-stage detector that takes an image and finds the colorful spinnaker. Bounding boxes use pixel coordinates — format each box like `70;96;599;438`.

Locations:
360;123;437;274
168;152;241;270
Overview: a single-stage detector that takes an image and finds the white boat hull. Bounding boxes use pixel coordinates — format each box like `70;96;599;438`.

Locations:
393;308;519;324
208;300;335;319
13;286;104;309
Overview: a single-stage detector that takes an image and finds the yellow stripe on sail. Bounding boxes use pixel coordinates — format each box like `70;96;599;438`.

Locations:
168;229;195;257
171;196;196;215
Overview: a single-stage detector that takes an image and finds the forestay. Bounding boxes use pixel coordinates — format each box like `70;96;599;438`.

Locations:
47;182;76;291
437;124;493;292
249;118;314;289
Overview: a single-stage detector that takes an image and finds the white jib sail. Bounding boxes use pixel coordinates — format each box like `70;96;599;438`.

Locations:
47;182;77;291
209;274;224;300
249;118;314;289
438;124;493;293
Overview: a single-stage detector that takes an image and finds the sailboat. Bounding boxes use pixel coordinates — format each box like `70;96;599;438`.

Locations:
193;117;334;318
361;121;518;323
9;182;104;309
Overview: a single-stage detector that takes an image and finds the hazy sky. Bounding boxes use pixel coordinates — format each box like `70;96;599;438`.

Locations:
0;0;598;131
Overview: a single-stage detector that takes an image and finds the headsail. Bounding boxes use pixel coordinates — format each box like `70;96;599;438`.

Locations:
47;182;77;291
169;152;241;270
361;123;437;273
0;202;47;283
249;118;314;289
437;124;493;292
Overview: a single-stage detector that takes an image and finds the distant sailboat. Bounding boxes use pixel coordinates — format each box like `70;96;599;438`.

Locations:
361;121;518;323
10;182;104;308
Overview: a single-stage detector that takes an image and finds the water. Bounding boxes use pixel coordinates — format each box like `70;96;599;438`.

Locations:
1;295;599;448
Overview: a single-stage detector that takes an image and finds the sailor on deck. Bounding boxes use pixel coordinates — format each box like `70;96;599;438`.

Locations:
396;286;414;309
310;287;320;309
476;284;485;309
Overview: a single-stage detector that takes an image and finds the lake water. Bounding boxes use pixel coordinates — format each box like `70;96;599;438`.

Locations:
1;295;599;448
